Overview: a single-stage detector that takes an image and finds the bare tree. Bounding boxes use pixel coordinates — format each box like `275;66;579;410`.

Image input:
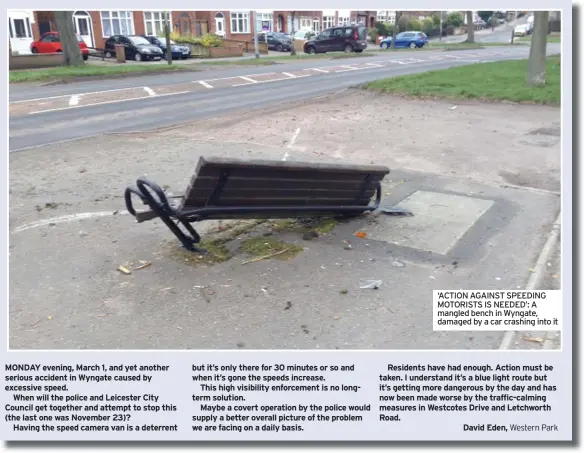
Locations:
527;11;549;86
391;11;403;49
465;11;475;43
55;11;84;66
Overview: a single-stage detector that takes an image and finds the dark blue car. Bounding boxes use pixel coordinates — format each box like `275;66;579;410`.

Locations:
380;31;428;49
142;35;191;60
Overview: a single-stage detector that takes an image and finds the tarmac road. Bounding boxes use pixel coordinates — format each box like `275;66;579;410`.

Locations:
9;44;560;152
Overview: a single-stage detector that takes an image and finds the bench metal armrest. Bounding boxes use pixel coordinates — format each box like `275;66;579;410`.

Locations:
125;177;182;223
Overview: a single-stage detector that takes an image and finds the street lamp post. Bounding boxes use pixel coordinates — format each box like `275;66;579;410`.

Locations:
254;11;260;59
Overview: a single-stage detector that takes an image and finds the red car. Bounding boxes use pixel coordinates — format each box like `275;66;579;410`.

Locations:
30;32;89;60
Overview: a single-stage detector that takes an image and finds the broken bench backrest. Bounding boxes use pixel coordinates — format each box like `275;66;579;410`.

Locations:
177;157;390;219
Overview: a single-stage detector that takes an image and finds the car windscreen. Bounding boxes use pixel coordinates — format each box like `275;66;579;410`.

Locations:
155;37;176;45
129;36;151;46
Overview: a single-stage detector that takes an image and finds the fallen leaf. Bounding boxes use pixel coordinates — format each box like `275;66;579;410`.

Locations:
118;265;131;275
47;316;52;320
528;268;536;273
523;337;544;343
355;231;368;239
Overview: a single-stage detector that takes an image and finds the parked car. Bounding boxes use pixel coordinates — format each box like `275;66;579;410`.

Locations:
103;35;163;61
294;30;315;41
513;24;529;37
141;35;191;59
257;32;292;52
30;31;89;60
379;31;428;49
303;25;368;54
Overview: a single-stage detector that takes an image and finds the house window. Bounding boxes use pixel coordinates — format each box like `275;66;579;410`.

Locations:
338;17;351;26
322;16;335;29
299;17;312;30
11;18;32;38
230;11;250;34
144;11;170;36
312;18;320;33
100;11;134;37
255;12;272;32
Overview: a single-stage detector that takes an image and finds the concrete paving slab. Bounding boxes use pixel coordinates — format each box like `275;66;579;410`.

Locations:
359;190;495;255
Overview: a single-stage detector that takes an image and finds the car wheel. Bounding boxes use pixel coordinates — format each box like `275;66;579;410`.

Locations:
135;53;142;62
104;51;113;58
409;42;417;49
344;45;354;53
31;47;38;53
306;46;316;54
276;44;283;52
381;42;388;49
83;54;88;61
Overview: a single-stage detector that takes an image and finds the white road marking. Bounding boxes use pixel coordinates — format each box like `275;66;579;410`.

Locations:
69;95;80;106
12;211;130;233
282;72;296;78
143;86;157;96
198;80;214;89
335;65;361;72
386;60;407;64
27;91;191;115
288;128;301;148
310;68;329;73
239;76;258;83
365;62;384;67
10;86;150;104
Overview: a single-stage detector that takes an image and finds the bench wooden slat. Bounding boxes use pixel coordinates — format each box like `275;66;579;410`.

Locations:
182;189;375;206
190;176;383;191
182;196;373;208
195;156;390;175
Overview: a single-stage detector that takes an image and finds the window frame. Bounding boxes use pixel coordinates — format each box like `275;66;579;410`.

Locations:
230;11;250;34
100;11;135;38
143;11;171;36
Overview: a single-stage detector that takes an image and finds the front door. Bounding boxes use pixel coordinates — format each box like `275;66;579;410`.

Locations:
9;16;34;55
215;16;225;36
74;15;94;47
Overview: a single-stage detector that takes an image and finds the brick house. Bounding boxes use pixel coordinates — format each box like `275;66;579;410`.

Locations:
28;10;207;50
12;9;379;55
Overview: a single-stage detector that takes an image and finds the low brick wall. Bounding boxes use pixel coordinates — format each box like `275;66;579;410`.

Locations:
209;46;244;58
10;53;65;70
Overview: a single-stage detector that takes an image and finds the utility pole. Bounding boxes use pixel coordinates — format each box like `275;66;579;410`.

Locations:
165;11;172;65
439;11;443;41
254;10;260;59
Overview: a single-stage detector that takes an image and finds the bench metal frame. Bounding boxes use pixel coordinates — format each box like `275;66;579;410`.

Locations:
125;175;383;255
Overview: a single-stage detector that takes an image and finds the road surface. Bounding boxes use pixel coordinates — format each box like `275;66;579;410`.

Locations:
437;15;529;44
9;43;560;152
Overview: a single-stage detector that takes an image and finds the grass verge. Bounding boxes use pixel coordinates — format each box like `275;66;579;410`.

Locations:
362;55;560;105
516;35;561;43
9;63;193;84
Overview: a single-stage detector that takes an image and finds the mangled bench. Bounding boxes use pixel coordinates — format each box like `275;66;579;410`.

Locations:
124;156;390;254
